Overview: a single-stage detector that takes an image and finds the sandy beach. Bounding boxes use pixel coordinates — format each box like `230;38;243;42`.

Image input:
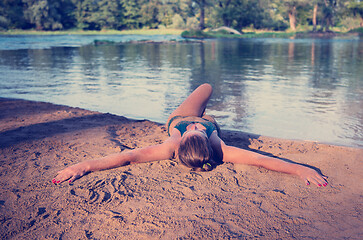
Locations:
0;98;362;239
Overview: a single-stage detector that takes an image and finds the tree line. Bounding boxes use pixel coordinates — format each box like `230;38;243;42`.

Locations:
0;0;362;32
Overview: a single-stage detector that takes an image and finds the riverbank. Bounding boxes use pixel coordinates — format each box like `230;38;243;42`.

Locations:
0;29;184;36
0;98;362;239
2;27;362;39
181;28;363;39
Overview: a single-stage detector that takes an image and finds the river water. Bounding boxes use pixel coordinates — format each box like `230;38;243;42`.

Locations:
0;34;362;148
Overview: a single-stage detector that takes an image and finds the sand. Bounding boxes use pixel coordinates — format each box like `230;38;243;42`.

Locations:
0;98;362;239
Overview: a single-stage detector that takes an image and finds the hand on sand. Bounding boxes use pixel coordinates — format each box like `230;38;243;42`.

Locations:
52;163;88;184
296;166;328;187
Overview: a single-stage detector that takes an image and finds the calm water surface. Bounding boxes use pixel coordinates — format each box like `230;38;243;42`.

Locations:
0;35;362;148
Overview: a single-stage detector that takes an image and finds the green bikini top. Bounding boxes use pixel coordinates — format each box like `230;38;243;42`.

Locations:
174;121;216;138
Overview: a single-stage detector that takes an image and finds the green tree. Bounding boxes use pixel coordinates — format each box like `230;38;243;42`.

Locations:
0;0;359;31
321;0;336;31
73;0;99;29
121;0;142;29
94;0;124;29
212;0;275;30
22;0;68;30
158;0;191;27
157;0;174;27
346;0;363;26
60;0;77;29
140;0;161;29
0;0;28;29
214;0;234;27
191;0;205;29
73;0;124;30
312;1;319;31
280;0;309;31
192;0;216;29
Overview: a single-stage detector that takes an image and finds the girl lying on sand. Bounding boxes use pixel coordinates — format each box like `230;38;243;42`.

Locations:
53;83;327;187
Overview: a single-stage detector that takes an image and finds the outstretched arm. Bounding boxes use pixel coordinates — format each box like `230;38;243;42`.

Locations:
213;136;327;187
53;139;176;184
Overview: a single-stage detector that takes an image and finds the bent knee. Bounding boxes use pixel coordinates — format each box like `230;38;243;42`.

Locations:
200;83;213;94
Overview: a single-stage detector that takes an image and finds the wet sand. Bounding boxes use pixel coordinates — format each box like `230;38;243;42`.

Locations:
0;98;362;239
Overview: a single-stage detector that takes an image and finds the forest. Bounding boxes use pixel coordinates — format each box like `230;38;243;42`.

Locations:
0;0;362;32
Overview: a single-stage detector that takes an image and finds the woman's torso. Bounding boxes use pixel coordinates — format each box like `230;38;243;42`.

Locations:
167;115;220;137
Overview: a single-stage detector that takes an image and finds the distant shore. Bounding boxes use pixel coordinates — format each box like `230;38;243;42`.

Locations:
1;27;362;40
0;29;184;36
181;28;363;39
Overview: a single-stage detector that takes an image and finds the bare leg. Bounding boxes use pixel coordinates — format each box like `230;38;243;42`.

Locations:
167;83;213;123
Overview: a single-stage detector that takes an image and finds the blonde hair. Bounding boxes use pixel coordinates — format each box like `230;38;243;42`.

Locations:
178;134;213;171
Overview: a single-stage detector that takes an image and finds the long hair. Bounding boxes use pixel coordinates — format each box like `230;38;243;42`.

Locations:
178;134;214;171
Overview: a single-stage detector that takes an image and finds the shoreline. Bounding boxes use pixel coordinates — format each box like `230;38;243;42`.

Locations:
3;97;362;150
2;28;361;40
0;98;362;239
0;29;185;36
181;29;362;40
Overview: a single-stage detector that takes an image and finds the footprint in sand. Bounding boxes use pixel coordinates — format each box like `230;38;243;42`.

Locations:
69;186;101;203
28;207;50;229
69;177;132;204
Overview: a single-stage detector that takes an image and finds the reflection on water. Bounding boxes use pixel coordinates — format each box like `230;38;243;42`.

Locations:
0;36;362;148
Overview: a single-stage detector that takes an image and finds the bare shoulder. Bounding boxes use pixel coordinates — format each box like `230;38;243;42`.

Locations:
160;130;181;158
165;130;181;148
209;131;224;146
209;131;224;160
